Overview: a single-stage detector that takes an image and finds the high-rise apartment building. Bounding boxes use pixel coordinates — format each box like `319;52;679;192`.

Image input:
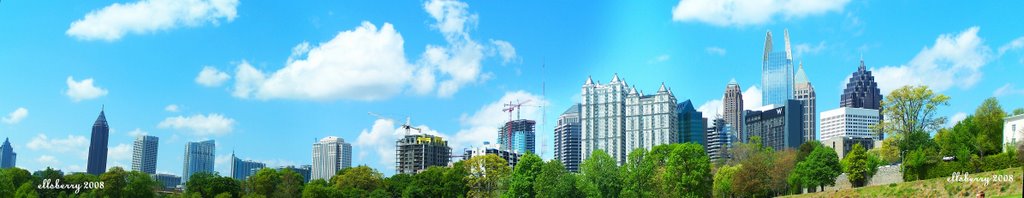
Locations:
581;74;677;165
152;173;181;190
131;135;159;174
819;107;881;140
724;80;745;141
744;100;805;151
1;138;15;168
183;140;215;184
762;29;795;107
230;152;266;180
554;104;582;172
793;63;817;142
311;136;352;181
678;100;706;147
497;119;536;154
705;118;732;162
87;108;110;175
396;134;451;174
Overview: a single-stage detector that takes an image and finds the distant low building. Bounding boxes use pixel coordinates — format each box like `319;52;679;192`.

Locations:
463;142;522;168
1005;114;1024;148
277;165;312;183
152;173;181;190
230;152;266;180
822;136;876;160
705;118;733;162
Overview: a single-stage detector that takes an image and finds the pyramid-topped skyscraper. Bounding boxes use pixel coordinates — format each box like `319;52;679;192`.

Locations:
87;107;110;175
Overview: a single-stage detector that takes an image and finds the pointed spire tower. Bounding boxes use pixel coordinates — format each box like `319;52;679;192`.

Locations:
86;106;110;175
793;61;817;142
1;137;15;168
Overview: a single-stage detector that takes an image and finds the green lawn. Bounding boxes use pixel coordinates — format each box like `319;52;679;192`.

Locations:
783;167;1023;198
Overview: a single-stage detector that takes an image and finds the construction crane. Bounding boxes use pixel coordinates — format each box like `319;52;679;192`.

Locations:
368;112;422;136
500;99;544;153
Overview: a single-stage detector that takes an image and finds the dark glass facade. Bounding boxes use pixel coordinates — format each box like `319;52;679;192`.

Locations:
841;60;883;110
87;109;109;175
677;100;706;147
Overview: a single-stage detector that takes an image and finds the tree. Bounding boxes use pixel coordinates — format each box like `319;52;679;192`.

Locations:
619;148;654;197
99;167;129;198
534;160;578;197
405;165;468;197
186;172;242;198
876;137;901;164
33;167;64;197
384;173;413;197
936;117;978;161
770;149;798;195
302;179;340;198
0;173;14;198
464;154;512;197
792;146;841;191
1013;108;1024;116
14;182;38;198
713;164;741;198
877;85;950;157
973;97;1007;156
274;169;304;198
505;153;542;198
579;149;621;198
124;170;159;198
661;143;712;197
246;168;281;197
332;166;384;194
731;136;774;197
842;144;871;187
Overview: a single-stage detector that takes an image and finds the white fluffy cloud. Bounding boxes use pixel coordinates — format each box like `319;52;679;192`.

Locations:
128;128;149;137
66;76;109;102
490;39;519;65
994;83;1024;97
873;27;993;93
742;86;763;110
27;134;90;159
1;107;28;124
196;66;231;87
998;36;1024;55
672;0;850;27
231;22;412;101
108;144;132;161
225;0;509;101
794;41;827;57
705;47;727;56
67;0;240;41
158;113;236;137
165;104;180;112
37;155;60;166
697;99;723;125
948;112;968;127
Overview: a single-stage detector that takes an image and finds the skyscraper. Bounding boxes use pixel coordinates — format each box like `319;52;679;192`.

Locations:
762;29;795;107
131;135;159;174
395;134;450;174
311;136;352;180
183;140;215;183
705;118;732;162
724;80;745;141
793;62;817;142
677;100;706;147
554;104;581;172
744;100;805;151
580;74;678;165
230;152;266;180
87;108;109;175
497;119;536;154
841;59;883;110
1;138;15;168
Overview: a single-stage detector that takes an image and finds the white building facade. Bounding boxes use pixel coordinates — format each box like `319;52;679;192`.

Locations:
819;107;880;140
1004;114;1024;148
581;74;677;165
311;136;352;181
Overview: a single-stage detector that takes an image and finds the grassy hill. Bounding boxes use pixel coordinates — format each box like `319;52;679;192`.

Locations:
783;167;1022;197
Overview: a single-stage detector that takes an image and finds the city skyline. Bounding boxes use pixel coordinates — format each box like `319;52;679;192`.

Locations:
2;0;1024;177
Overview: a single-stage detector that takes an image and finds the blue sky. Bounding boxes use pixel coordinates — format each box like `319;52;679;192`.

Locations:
1;0;1022;176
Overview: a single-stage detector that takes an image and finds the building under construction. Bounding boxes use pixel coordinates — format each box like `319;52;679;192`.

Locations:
496;119;536;154
395;134;451;174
